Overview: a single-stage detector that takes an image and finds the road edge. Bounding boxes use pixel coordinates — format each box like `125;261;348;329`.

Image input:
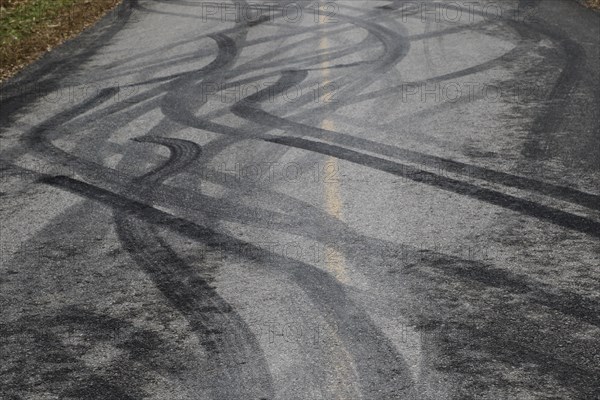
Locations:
0;0;136;127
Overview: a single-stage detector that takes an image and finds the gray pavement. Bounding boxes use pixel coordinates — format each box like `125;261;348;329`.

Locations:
1;0;599;399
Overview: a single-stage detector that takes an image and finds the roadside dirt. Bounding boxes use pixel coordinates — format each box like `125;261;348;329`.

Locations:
0;0;122;81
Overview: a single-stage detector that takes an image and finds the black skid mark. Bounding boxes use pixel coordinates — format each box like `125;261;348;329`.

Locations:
0;307;161;400
10;13;275;398
113;136;275;399
8;1;599;398
35;173;600;399
42;174;420;399
165;70;600;238
268;136;600;238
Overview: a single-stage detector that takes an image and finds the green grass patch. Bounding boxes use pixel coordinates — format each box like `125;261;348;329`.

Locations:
1;0;81;45
1;0;121;81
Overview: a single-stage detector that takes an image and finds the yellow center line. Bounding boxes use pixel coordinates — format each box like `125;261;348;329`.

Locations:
319;19;349;286
318;8;361;400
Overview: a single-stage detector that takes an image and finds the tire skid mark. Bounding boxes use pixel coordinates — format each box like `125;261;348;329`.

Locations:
165;70;600;237
113;137;274;399
10;150;599;336
520;21;587;159
155;7;421;395
109;10;278;396
13;21;275;397
17;39;308;230
13;0;598;276
156;12;423;392
184;8;599;209
228;47;600;212
268;136;600;238
190;12;600;213
92;17;367;85
3;1;599;397
41;174;419;399
0;308;166;399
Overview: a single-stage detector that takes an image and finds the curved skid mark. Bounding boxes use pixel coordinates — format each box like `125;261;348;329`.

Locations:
41;174;419;399
5;1;600;398
164;70;600;236
113;138;274;399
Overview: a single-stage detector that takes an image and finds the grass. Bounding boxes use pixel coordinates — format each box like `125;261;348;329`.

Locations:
588;0;600;9
0;0;122;81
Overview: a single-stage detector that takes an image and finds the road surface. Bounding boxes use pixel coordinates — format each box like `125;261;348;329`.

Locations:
1;0;599;399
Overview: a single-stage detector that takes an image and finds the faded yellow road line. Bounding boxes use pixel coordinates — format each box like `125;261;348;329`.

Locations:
319;26;349;286
318;9;361;400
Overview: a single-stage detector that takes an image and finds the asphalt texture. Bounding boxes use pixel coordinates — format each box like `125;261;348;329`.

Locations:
1;0;599;399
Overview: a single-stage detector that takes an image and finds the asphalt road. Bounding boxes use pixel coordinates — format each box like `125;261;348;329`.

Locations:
1;0;599;399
